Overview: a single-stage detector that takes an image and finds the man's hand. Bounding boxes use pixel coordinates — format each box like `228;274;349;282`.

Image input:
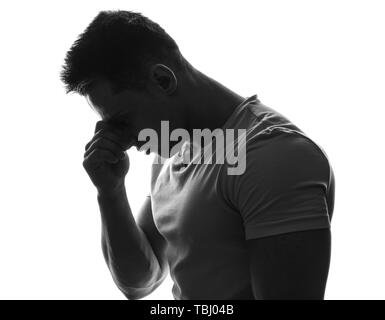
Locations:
82;121;164;297
83;121;134;195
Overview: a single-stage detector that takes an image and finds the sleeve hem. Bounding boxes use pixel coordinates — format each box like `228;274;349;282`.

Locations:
244;214;331;240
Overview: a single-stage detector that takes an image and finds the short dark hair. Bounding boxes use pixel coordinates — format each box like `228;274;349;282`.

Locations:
60;10;188;95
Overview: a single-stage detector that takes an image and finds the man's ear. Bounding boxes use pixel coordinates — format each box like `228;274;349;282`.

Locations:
149;64;177;95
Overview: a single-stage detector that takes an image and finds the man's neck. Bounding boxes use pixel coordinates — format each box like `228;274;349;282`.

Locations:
182;70;245;134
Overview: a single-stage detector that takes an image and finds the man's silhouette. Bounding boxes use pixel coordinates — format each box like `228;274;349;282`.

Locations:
61;10;335;300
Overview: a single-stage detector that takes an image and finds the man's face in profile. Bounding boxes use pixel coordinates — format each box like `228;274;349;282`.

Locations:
85;79;179;154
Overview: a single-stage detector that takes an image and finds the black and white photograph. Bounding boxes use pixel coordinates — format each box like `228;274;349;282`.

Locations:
0;0;384;304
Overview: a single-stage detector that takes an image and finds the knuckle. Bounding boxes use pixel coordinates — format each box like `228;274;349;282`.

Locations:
95;120;108;133
82;159;89;168
101;129;120;140
91;148;103;156
85;140;93;151
98;136;122;151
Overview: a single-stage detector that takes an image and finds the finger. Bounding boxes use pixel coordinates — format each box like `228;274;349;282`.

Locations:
83;148;118;170
84;137;126;159
95;120;125;136
94;120;111;134
85;129;126;151
89;129;136;151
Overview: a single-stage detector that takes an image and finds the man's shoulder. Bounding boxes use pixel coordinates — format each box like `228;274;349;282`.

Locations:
240;129;331;186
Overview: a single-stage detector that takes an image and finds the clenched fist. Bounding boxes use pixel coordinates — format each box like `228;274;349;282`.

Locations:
83;121;135;195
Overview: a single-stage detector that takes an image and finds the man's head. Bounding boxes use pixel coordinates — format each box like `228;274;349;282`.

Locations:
61;10;194;151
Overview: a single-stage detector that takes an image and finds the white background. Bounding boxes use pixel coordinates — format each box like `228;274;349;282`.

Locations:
0;0;384;300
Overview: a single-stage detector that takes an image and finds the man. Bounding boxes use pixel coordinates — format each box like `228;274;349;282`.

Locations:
61;10;335;300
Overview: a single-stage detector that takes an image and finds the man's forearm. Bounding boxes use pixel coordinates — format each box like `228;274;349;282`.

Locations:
97;185;163;296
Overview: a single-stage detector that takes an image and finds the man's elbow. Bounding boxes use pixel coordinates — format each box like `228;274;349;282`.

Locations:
112;264;168;300
118;273;167;300
122;288;150;300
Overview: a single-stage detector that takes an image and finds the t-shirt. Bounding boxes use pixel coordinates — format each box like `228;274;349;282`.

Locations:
149;94;333;300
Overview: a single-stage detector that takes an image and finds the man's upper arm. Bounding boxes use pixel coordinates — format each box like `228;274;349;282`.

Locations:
136;196;169;280
227;132;332;240
230;132;334;299
246;228;331;299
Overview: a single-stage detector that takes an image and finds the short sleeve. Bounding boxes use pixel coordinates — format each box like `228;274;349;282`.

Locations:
224;131;332;240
